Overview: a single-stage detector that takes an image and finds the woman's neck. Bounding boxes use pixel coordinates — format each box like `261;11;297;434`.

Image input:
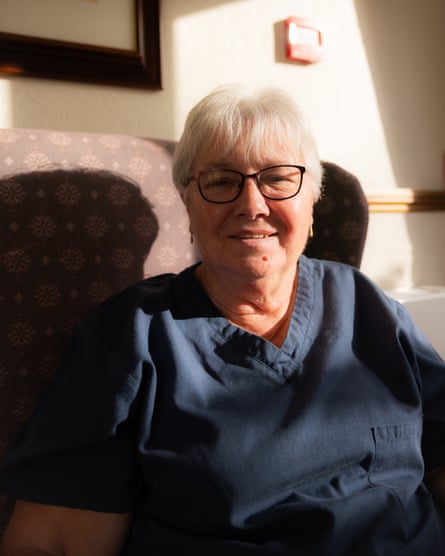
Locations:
195;264;298;347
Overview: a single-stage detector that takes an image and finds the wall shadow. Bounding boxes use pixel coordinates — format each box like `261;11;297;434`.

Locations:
354;0;445;190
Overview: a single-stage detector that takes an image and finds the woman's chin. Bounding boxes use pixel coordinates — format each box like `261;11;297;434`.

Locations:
218;254;280;281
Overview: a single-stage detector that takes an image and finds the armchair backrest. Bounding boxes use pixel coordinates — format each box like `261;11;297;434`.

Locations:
305;161;369;268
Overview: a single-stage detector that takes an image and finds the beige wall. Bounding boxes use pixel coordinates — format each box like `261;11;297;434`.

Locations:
1;0;444;288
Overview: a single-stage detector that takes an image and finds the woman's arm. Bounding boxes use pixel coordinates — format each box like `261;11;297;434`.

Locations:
0;500;131;556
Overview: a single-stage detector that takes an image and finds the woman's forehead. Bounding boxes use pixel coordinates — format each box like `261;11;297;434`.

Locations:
196;134;301;168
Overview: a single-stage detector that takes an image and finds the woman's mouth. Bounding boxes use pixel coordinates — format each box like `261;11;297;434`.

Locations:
231;231;277;240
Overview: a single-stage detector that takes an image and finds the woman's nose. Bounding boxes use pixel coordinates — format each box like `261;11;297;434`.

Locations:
234;177;270;218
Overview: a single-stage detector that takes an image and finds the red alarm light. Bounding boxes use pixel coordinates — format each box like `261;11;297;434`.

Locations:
284;17;324;64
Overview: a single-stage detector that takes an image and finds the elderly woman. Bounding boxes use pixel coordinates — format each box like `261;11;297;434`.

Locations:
1;85;445;556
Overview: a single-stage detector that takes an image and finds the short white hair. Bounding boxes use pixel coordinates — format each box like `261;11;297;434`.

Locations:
172;84;322;200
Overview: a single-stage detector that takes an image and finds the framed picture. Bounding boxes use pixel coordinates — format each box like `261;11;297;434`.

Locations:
0;0;161;89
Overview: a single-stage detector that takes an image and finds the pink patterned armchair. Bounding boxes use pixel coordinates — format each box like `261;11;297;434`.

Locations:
0;128;368;535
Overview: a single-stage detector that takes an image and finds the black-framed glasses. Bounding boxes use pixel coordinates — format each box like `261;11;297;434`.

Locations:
189;164;306;204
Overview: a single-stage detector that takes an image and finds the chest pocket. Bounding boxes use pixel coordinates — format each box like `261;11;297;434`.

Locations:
369;417;424;506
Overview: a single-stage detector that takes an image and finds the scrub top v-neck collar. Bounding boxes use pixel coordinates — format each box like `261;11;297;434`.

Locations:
175;256;316;380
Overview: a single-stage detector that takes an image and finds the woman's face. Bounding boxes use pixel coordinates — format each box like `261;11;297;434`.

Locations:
183;135;315;283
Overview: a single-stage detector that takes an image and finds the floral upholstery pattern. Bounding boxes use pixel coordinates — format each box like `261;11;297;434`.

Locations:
306;161;369;268
0;129;368;536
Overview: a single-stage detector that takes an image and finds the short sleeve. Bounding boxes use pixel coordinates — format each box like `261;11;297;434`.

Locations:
0;291;152;513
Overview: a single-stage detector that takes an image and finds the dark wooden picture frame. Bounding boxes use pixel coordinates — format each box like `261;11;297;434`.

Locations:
0;0;161;90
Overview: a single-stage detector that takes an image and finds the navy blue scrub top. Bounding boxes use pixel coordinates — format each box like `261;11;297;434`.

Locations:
1;256;445;555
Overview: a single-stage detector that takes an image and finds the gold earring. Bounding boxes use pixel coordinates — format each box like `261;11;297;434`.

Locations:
309;225;314;238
